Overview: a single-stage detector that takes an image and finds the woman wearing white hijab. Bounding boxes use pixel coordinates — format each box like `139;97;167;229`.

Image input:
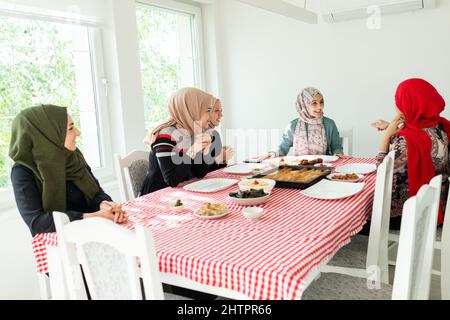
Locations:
257;87;346;160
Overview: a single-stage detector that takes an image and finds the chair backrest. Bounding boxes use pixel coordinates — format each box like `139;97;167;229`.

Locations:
339;128;353;156
392;175;442;300
366;151;395;284
53;212;164;300
115;150;149;201
441;177;450;300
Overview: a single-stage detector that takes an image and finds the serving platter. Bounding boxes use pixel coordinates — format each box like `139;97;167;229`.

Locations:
250;165;332;190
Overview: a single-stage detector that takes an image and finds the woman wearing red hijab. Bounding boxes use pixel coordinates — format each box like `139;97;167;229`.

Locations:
372;78;450;229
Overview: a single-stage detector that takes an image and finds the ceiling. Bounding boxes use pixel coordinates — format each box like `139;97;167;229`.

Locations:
282;0;422;13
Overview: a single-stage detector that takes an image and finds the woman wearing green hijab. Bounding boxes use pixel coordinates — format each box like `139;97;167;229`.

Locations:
9;105;127;237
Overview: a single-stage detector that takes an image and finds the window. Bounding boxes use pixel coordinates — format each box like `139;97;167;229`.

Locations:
136;0;204;130
0;15;110;189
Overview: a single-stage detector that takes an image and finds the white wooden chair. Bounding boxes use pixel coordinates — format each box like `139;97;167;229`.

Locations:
50;211;185;300
388;181;445;276
339;128;353;156
320;151;394;284
304;175;442;300
392;175;442;299
441;177;450;300
115;150;149;201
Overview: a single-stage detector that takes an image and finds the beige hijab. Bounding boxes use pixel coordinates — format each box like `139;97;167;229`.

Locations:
144;87;218;145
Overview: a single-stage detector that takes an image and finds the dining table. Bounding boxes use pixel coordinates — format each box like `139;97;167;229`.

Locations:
32;157;377;300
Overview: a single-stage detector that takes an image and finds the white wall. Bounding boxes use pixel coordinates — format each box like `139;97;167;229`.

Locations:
216;0;450;158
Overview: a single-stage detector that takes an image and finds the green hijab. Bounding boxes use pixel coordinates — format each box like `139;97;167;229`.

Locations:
9;105;99;212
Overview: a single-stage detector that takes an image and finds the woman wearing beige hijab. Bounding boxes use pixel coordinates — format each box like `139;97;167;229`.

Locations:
140;87;223;195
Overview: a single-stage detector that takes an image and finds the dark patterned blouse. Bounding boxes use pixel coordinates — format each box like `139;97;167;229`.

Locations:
376;125;449;218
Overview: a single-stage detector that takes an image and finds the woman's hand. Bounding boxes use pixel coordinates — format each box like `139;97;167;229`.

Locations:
371;120;390;131
216;146;234;164
255;152;276;162
372;113;406;132
85;201;128;224
336;153;352;159
98;207;128;224
187;133;212;158
378;116;405;153
384;118;405;139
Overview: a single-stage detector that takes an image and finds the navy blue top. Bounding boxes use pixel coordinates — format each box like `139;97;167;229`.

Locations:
11;163;112;237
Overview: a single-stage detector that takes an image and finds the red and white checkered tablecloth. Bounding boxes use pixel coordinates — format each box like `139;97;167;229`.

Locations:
32;158;377;300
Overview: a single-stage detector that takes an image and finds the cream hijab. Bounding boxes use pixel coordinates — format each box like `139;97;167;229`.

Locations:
144;87;218;145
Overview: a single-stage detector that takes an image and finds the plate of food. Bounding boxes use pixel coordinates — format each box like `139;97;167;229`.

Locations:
335;163;377;175
327;173;364;183
194;203;229;219
314;163;335;168
298;155;339;163
301;180;365;200
229;189;270;206
238;178;276;193
168;199;185;211
248;163;276;174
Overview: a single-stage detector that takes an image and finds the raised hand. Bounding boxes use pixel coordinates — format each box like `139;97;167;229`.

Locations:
371;120;390;131
255;152;276;162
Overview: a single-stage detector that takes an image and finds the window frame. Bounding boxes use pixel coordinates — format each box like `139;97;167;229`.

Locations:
0;12;114;208
135;0;206;91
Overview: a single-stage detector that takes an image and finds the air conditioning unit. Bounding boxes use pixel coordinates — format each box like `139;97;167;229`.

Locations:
322;0;436;23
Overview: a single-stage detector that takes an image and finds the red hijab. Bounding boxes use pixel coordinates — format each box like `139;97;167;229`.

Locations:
395;78;450;224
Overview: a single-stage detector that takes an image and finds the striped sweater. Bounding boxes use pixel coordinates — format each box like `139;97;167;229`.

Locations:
140;126;226;195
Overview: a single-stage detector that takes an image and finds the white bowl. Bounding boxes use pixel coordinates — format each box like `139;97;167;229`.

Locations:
229;193;270;206
243;207;264;220
238;179;276;193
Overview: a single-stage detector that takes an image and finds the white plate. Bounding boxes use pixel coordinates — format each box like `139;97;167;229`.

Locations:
183;178;239;193
327;173;365;183
335;163;377;175
223;164;253;175
301;179;365;200
229;193;270;206
193;208;229;220
248;163;276;173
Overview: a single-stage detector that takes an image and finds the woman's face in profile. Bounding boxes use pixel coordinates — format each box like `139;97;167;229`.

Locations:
307;94;324;119
209;100;223;128
64;115;81;151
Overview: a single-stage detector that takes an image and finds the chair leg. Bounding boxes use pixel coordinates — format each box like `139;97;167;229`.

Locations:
388;241;398;266
47;246;68;299
38;273;51;300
